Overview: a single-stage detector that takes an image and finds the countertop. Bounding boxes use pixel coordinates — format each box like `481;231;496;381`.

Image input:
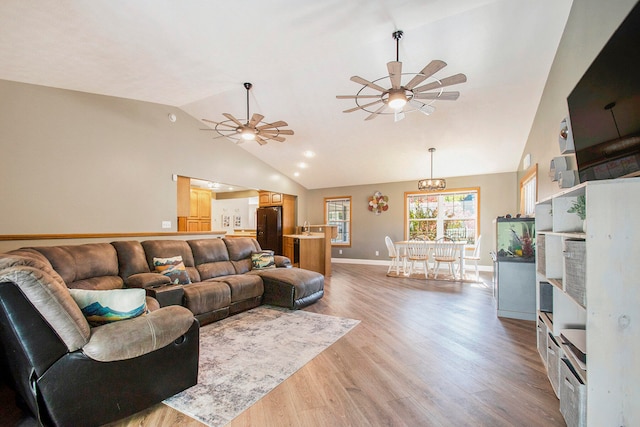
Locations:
283;233;325;239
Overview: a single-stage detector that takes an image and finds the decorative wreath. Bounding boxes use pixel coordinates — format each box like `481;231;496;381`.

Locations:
368;191;389;215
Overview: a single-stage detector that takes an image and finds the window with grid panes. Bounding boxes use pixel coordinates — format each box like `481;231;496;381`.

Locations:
325;196;351;246
405;189;479;244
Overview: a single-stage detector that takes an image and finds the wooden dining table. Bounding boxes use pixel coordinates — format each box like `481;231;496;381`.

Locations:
394;240;468;280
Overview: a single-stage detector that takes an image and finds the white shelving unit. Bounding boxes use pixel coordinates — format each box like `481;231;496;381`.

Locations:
535;178;640;426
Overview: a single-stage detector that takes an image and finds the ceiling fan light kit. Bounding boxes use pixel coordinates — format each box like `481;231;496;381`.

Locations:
201;82;294;145
337;30;467;121
418;148;446;191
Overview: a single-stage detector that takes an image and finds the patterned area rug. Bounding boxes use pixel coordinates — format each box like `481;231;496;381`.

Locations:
163;305;359;426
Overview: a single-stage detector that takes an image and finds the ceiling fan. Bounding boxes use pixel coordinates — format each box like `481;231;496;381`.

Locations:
201;82;294;145
337;30;467;121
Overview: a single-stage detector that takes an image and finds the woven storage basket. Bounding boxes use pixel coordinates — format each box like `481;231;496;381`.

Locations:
559;358;586;427
537;234;546;276
564;239;586;307
547;333;562;397
537;315;548;364
539;281;553;312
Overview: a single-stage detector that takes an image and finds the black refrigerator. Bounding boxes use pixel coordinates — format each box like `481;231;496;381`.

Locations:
256;206;282;255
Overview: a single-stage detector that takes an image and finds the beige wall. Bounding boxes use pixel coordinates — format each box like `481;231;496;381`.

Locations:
6;0;636;262
0;80;307;234
518;0;638;201
307;172;517;266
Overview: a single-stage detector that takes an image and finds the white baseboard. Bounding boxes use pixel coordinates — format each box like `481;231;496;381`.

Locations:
331;258;494;272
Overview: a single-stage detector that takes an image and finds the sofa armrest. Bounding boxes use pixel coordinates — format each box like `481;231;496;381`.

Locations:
145;284;184;307
274;255;292;268
125;272;171;289
82;305;195;362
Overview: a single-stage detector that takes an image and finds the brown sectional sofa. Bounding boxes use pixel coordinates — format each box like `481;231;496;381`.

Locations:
10;237;325;326
0;236;324;425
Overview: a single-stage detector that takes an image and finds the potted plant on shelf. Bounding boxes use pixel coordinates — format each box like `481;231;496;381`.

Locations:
567;195;586;232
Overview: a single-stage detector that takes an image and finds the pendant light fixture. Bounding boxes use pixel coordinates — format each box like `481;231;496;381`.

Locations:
418;148;446;191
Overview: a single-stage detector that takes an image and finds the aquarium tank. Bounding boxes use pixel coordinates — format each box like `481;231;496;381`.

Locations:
495;217;535;261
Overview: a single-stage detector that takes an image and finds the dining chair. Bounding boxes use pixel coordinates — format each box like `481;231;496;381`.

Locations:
384;236;404;275
406;239;430;278
463;235;482;281
432;236;458;279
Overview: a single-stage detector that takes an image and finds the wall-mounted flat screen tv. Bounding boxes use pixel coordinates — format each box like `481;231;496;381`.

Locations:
567;1;640;183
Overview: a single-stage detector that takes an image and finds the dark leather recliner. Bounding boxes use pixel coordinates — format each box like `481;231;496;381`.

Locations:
0;254;199;427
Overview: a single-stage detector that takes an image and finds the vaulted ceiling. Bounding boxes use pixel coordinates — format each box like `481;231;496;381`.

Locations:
0;0;573;189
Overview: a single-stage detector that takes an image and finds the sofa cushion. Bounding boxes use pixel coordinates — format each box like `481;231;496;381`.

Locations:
223;237;261;274
188;239;236;280
69;288;147;326
182;281;231;316
210;274;264;303
31;243;122;290
251;251;276;270
153;256;191;285
111;241;151;278
1;252;66;288
0;266;90;352
141;240;200;283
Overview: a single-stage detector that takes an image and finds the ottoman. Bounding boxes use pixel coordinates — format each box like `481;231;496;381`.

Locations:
254;267;324;309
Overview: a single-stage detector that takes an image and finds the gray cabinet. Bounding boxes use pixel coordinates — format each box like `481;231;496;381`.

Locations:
495;261;536;320
493;217;536;320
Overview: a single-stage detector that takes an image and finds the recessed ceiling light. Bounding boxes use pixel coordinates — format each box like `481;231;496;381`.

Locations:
294;172;300;177
297;162;308;169
303;150;316;158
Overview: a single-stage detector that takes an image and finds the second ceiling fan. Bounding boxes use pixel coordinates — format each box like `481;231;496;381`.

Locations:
337;30;467;121
202;82;294;145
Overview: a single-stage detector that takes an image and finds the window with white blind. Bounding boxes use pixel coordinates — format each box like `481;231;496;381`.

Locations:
520;165;537;216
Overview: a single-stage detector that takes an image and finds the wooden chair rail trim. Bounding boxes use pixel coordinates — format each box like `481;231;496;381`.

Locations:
0;231;228;241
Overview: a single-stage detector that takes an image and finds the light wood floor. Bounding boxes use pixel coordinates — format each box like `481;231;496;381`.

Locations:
2;264;564;426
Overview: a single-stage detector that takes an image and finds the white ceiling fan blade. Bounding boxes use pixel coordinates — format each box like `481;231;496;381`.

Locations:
387;61;402;89
248;113;264;127
414;91;460;101
365;103;388;121
336;95;382;99
408;100;436;115
404;60;448;90
420;105;436;115
350;76;387;93
343;99;383;113
394;110;405;122
222;113;243;127
257;121;288;130
414;73;467;92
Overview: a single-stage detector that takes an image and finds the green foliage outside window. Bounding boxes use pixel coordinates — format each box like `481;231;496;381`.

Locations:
407;191;478;243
